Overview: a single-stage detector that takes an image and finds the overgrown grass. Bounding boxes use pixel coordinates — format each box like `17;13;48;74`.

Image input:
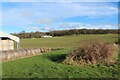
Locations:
2;49;118;78
63;39;118;66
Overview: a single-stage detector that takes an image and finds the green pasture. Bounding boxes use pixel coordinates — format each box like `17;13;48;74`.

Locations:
2;34;119;78
20;34;118;48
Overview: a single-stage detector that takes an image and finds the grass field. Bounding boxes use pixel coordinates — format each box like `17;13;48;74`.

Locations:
2;34;119;78
20;34;118;48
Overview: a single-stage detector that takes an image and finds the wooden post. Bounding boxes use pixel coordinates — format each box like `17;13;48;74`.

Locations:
17;42;20;49
16;42;18;49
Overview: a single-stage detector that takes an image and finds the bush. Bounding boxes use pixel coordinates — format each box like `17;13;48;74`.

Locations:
63;39;118;66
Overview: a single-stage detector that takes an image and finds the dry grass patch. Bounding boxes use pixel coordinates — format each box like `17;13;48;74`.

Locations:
63;39;118;66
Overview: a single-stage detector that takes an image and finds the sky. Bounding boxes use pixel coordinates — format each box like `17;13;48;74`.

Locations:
0;0;119;33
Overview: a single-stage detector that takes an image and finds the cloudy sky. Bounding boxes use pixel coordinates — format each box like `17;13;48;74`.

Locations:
1;0;119;33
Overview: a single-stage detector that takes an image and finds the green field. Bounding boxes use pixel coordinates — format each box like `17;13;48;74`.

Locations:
20;34;118;48
2;34;119;78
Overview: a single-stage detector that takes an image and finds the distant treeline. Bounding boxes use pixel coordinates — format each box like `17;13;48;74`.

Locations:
12;31;45;39
12;29;120;39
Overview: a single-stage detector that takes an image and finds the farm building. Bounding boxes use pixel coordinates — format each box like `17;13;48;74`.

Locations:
42;35;52;38
0;32;20;51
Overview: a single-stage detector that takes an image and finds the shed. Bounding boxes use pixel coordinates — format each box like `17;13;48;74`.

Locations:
0;32;20;51
42;35;52;38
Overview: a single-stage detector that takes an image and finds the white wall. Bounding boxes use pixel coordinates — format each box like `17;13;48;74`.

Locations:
0;40;14;51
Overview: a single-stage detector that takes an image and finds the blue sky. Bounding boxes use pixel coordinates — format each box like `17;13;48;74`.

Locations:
1;1;119;33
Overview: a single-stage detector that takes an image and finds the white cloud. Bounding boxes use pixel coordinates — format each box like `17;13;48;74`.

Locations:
3;2;118;20
26;25;55;32
27;26;41;32
27;22;118;32
2;2;118;32
20;13;33;18
58;22;118;29
35;18;54;24
13;22;118;32
42;26;55;31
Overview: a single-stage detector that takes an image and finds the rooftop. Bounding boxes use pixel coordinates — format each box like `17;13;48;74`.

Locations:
0;31;20;43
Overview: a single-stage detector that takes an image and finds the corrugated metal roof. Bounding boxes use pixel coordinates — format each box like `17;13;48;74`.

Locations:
0;32;19;43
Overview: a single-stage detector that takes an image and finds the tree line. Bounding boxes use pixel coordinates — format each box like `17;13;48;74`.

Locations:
12;29;120;39
12;31;45;39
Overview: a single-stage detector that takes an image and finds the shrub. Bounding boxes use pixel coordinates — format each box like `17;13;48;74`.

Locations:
63;39;118;66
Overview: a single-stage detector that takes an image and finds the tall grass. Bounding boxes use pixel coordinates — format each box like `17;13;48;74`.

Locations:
63;39;118;66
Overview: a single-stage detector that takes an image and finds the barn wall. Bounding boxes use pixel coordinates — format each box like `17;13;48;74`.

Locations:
0;40;14;51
